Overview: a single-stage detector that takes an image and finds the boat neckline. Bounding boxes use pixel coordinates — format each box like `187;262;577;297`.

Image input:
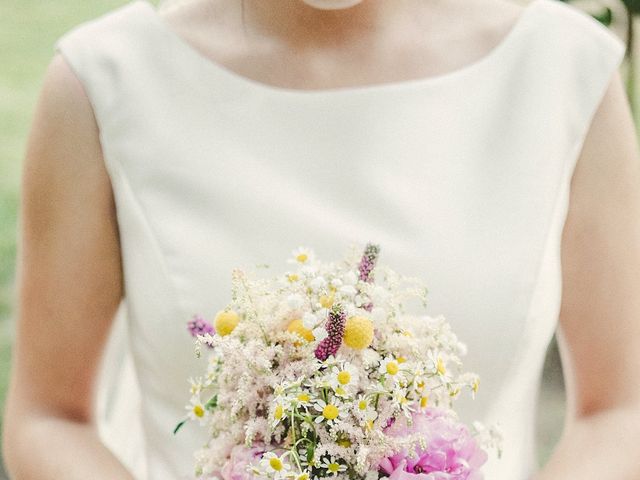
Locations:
136;0;545;97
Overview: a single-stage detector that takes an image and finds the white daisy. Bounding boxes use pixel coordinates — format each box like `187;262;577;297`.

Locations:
329;362;359;394
187;376;203;395
378;355;403;378
259;451;292;480
312;398;348;426
293;470;312;480
287;246;316;266
391;386;416;418
186;395;208;423
270;401;288;429
289;390;314;408
353;394;378;424
319;456;347;476
426;350;447;376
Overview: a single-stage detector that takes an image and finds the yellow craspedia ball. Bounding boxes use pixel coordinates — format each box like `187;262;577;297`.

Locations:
214;309;239;336
343;315;374;350
286;318;314;344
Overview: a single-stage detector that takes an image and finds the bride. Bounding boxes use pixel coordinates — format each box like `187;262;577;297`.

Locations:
3;0;640;478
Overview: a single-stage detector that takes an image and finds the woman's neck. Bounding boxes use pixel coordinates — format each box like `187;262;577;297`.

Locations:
238;0;441;48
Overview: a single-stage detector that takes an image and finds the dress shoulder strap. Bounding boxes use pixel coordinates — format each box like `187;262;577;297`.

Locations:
536;0;626;147
53;1;151;133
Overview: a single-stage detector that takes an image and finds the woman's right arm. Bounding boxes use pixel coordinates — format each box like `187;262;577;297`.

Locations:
1;53;135;478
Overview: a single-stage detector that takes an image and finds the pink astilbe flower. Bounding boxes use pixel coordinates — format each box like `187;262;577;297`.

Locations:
218;444;266;480
314;303;346;361
378;407;488;480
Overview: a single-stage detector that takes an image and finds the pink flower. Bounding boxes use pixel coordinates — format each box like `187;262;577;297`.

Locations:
378;407;488;480
219;444;266;480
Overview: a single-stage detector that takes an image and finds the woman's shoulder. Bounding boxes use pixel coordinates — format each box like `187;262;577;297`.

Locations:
51;1;155;125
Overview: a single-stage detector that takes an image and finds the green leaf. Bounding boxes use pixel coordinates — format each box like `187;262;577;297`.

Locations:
173;419;188;435
205;394;218;410
306;444;315;463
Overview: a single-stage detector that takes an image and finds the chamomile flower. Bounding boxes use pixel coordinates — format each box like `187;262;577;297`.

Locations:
289;390;313;408
270;401;288;429
306;372;332;391
287;246;315;266
353;394;378;424
259;452;292;480
329;362;359;394
391;386;415;418
319;456;347;476
294;470;312;480
273;378;303;397
186;396;207;423
285;271;300;283
458;372;481;399
426;350;447;376
378;355;403;378
187;376;203;395
414;391;430;410
313;398;347;426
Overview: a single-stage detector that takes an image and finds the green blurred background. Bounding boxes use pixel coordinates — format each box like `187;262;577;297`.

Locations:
0;0;634;478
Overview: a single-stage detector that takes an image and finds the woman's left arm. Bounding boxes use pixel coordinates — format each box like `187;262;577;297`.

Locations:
533;69;640;479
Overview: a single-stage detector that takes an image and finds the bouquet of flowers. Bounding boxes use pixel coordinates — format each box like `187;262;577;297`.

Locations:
175;242;503;480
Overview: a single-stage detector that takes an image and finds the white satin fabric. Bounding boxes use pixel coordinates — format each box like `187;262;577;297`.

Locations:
53;0;625;478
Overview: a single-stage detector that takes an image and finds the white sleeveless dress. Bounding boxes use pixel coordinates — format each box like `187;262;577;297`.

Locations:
53;0;626;478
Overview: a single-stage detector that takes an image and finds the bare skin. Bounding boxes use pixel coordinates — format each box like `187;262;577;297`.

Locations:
3;0;640;478
533;51;640;479
2;51;134;478
159;0;526;90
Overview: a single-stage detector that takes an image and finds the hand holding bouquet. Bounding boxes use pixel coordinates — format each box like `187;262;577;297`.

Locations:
176;242;502;480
